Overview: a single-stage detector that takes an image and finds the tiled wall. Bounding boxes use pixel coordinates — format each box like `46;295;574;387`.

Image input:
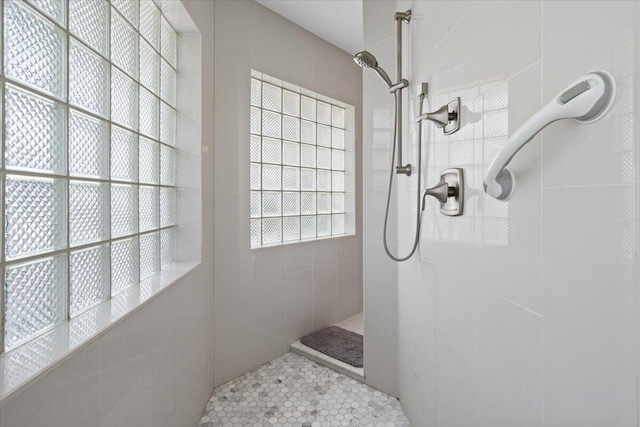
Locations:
0;1;216;426
365;0;639;425
213;0;363;386
362;0;400;398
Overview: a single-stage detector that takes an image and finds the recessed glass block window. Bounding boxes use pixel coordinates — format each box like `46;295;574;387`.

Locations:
250;70;355;248
0;0;179;353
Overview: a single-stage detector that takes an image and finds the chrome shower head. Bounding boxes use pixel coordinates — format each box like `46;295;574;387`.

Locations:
353;50;393;88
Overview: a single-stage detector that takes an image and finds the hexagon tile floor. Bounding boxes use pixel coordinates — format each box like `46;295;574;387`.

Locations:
198;352;410;426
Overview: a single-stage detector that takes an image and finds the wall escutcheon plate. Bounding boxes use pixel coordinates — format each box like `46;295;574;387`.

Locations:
443;98;461;135
440;168;464;216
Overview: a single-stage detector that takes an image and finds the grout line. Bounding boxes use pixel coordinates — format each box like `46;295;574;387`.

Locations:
484;287;542;318
434;5;475;50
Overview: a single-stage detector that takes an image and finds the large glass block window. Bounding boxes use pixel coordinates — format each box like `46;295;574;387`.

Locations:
250;71;355;248
0;0;179;353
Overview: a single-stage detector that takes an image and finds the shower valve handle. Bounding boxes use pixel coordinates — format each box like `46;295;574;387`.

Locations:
416;98;461;135
422;180;455;207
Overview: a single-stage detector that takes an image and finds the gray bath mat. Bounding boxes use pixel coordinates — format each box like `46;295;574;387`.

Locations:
300;326;363;368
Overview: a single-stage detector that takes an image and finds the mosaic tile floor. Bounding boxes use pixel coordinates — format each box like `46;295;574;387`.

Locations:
198;352;409;427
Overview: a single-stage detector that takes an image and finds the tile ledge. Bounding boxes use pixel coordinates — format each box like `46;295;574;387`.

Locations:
0;261;200;404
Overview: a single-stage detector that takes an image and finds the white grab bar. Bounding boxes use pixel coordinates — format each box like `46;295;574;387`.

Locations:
484;70;616;201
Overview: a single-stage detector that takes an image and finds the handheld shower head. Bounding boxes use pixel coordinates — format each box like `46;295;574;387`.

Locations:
353;50;393;88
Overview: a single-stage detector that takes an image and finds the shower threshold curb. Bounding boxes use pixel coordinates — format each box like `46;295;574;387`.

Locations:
290;340;365;383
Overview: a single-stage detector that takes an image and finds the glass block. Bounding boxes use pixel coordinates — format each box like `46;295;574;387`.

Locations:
70;181;109;246
70;0;109;55
317;124;331;147
301;120;316;145
140;39;160;94
251;79;261;107
161;16;177;68
250;107;261;134
161;228;176;268
318;193;331;214
300;168;316;191
283;217;300;242
317;215;331;237
332;171;345;192
317;101;332;125
111;237;139;295
332;193;344;213
317;169;331;191
70;244;110;317
282;141;300;166
160;187;176;227
262;83;281;112
332;149;345;171
251;219;261;246
262;164;281;191
111;11;138;78
111;67;138;130
4;254;66;350
5;85;66;174
111;184;138;237
332;105;345;129
283;90;300;116
300;144;316;168
332;214;345;235
160;102;176;146
317;147;331;169
250;135;261;162
282;192;300;216
262;218;281;245
139;137;159;184
139;87;159;139
111;0;138;28
160;145;176;186
139;186;159;231
332;127;345;149
5;176;66;260
283;167;300;191
140;0;160;50
262;110;281;138
262;192;281;217
250;191;261;218
160;59;176;107
111;126;138;182
261;137;281;164
70;41;109;117
301;96;316;121
140;232;159;279
69;110;108;179
301;216;316;239
5;0;65;98
301;192;316;215
283;116;300;142
24;0;64;24
250;163;261;190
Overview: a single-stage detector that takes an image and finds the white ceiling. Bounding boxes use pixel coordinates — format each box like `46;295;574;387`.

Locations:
255;0;363;55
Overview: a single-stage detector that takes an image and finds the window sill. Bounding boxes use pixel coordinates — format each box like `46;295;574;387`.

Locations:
0;261;200;403
250;232;356;250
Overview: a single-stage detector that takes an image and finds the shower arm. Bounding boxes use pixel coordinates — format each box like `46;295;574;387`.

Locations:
395;10;412;176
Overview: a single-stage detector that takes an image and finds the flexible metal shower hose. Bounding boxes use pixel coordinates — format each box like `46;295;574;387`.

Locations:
382;93;425;262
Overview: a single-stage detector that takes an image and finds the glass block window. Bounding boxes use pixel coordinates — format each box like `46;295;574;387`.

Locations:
0;0;179;353
250;70;355;248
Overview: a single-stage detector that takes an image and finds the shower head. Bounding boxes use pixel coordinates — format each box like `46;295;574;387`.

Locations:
353;50;393;88
353;50;378;68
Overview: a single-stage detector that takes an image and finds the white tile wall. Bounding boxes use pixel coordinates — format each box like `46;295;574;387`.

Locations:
362;0;401;397
213;0;363;387
0;1;215;426
364;0;639;425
